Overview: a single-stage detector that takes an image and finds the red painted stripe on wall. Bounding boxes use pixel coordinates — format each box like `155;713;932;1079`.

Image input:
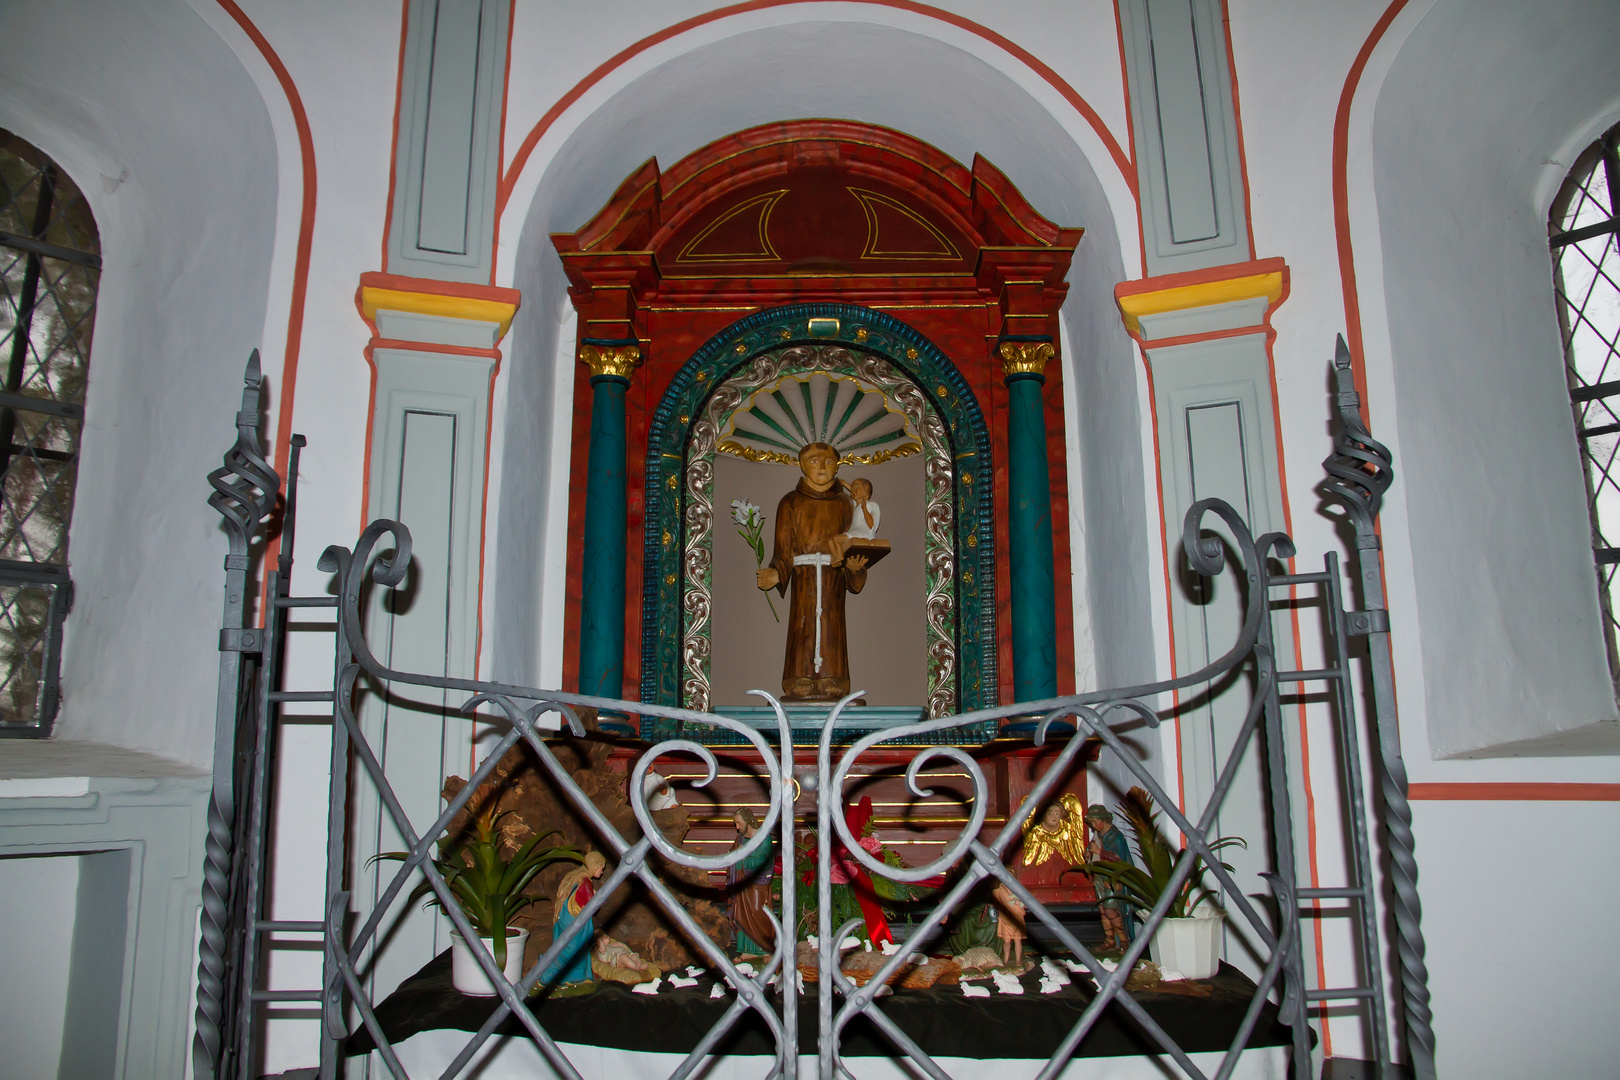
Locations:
1331;0;1411;417
212;0;317;608
1408;783;1620;802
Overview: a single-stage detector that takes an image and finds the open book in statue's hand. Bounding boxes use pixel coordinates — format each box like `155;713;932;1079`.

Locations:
833;537;890;568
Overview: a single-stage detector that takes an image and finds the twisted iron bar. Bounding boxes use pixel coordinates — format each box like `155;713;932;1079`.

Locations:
196;351;280;1080
1322;335;1434;1080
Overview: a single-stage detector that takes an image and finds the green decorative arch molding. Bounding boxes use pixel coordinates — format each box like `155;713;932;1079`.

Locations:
640;303;996;739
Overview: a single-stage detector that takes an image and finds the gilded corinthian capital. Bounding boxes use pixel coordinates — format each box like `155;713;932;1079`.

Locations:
579;343;643;380
998;340;1054;377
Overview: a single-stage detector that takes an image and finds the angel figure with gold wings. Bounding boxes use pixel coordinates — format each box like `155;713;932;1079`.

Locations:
1019;792;1089;869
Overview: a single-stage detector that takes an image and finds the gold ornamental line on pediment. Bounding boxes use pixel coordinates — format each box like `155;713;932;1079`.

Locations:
579;343;643;380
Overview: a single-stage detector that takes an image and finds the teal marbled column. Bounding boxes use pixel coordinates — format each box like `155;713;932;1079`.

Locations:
1002;341;1058;701
577;344;640;700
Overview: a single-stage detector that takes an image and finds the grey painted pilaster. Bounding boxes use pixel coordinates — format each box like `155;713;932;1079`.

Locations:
387;0;510;284
351;340;496;1011
1119;0;1251;275
1142;313;1317;998
0;777;209;1080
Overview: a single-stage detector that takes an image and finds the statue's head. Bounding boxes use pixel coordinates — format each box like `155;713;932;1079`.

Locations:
849;477;872;502
797;442;839;492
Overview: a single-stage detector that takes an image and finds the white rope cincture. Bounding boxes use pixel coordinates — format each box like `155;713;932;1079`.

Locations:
792;553;833;672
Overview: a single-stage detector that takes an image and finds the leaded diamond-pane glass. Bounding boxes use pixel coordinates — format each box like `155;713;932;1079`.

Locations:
1552;124;1620;682
0;129;97;733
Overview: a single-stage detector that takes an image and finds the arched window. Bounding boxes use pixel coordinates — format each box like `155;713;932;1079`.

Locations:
1551;123;1620;686
0;130;99;735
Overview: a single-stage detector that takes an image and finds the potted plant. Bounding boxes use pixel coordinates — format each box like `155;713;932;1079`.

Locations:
379;805;584;996
1079;788;1244;979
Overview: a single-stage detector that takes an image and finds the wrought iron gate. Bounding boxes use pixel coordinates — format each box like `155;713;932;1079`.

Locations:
193;337;1434;1080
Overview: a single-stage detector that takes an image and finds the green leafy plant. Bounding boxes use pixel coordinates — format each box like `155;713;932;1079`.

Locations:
1080;787;1245;920
376;806;584;968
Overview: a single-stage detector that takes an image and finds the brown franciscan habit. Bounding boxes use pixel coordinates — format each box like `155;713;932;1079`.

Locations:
766;478;867;700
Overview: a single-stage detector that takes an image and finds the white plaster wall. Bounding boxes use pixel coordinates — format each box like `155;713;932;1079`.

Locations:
1415;799;1620;1077
498;1;1132;197
0;854;77;1079
1371;0;1620;757
0;0;280;771
488;242;571;690
1229;0;1620;1066
215;3;406;1071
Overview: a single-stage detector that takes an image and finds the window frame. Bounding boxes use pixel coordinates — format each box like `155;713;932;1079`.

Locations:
0;132;100;737
1549;122;1620;692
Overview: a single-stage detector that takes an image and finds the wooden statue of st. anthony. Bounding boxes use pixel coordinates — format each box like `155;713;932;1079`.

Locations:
755;443;872;700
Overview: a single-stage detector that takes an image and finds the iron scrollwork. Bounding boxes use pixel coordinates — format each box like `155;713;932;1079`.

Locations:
811;496;1305;1080
317;485;1310;1080
221;334;1428;1080
321;518;803;1079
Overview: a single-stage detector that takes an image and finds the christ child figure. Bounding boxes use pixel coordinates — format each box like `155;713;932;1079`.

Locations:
845;477;880;539
756;443;871;701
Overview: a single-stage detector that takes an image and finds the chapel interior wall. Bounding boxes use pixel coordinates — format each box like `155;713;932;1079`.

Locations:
0;0;280;772
1371;0;1620;756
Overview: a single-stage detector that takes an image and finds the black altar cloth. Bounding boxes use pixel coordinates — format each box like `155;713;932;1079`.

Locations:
348;954;1295;1061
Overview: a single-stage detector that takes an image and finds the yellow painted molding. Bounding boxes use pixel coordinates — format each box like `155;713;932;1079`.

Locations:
361;286;518;341
1116;270;1284;335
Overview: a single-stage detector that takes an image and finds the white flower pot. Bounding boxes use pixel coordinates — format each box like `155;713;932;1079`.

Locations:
1148;914;1223;979
450;929;529;997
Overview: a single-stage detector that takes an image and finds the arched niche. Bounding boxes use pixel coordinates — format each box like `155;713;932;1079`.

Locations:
497;24;1155;720
641;303;995;729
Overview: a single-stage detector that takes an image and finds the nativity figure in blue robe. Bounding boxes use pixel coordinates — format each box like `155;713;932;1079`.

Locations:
543;850;606;989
